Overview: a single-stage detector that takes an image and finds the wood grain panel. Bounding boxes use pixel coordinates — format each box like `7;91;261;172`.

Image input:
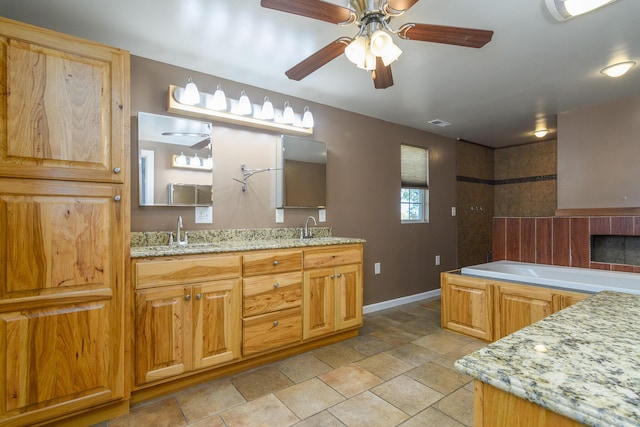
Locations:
494;284;552;339
552;217;570;266
334;264;362;331
505;218;521;261
193;279;241;369
570;218;590;268
135;255;241;289
492;218;506;261
441;274;493;341
303;268;334;340
520;218;536;263
242;307;302;356
589;217;610;235
242;249;302;277
1;300;112;411
303;244;362;269
611;216;633;235
535;218;552;264
243;272;302;317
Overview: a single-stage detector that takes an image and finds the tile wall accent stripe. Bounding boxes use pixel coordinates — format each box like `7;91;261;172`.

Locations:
457;174;557;185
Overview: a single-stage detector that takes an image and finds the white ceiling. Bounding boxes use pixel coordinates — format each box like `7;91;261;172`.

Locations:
1;0;639;147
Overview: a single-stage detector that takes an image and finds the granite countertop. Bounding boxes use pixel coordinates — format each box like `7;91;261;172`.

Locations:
455;291;640;427
130;226;364;258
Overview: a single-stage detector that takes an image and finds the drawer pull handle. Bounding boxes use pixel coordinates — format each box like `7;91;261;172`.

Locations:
273;320;279;326
273;261;279;266
185;294;191;301
196;293;202;299
274;282;279;289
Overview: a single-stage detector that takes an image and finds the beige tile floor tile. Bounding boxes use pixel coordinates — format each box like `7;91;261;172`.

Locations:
329;391;409;427
102;296;487;427
371;375;444;416
275;378;345;419
220;394;299;427
319;364;384;398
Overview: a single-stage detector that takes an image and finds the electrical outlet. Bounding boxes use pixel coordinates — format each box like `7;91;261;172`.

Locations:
195;206;212;224
451;207;457;216
319;209;326;222
435;255;441;266
276;209;284;223
374;262;381;275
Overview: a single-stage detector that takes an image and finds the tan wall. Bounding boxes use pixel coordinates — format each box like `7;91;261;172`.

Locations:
130;56;458;305
557;92;640;209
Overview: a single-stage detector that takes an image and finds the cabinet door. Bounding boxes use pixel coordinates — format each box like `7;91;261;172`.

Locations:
0;18;129;183
0;297;118;424
192;279;241;370
494;283;553;339
303;268;335;340
334;264;363;331
441;274;493;341
135;286;190;385
552;290;589;312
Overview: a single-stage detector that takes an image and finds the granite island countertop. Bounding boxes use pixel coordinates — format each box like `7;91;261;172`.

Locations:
455;291;640;427
131;229;365;258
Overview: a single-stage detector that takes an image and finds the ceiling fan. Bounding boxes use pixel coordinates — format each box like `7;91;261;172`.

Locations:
261;0;494;89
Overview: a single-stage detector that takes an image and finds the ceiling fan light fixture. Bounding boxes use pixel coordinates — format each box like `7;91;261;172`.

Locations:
261;96;275;120
345;35;367;67
180;77;200;105
381;43;402;66
545;0;618;21
369;29;393;56
601;61;636;78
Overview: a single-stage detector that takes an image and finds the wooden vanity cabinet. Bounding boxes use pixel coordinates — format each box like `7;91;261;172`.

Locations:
133;255;242;385
303;245;363;340
242;249;303;356
0;17;130;426
493;282;554;339
441;274;493;341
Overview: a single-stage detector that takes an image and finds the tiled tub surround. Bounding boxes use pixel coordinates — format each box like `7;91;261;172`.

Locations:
492;216;640;272
455;291;640;427
130;227;365;257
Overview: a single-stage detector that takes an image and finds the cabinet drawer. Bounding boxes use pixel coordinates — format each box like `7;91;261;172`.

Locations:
243;272;302;317
303;245;362;269
242;307;302;356
135;255;242;289
243;249;302;277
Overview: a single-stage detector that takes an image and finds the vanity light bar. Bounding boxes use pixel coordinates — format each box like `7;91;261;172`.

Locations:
168;85;313;136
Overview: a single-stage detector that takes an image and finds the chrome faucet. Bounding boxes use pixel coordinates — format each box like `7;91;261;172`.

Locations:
172;216;188;246
304;216;317;238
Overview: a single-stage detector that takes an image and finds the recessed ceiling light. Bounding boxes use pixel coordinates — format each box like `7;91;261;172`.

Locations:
600;61;636;78
534;129;549;138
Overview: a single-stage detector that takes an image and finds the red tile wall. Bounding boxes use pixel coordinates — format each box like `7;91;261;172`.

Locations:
490;215;640;273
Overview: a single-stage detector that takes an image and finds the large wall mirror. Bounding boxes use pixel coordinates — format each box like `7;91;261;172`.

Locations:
276;135;327;208
138;112;213;206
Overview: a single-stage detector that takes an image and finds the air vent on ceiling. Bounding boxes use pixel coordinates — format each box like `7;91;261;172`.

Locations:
428;119;451;127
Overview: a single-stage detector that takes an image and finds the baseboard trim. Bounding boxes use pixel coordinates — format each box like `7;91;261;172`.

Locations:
363;289;441;314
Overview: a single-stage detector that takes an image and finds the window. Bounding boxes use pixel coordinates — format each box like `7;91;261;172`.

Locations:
401;144;429;223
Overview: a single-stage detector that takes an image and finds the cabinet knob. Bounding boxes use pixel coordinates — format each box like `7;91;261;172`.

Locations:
113;167;121;173
114;195;121;202
273;320;279;326
331;275;335;279
337;273;342;278
273;260;279;266
273;282;279;289
196;293;202;299
185;294;191;301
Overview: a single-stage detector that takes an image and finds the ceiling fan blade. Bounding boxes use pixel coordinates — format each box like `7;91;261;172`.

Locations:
261;0;356;25
398;23;493;48
384;0;420;14
372;57;394;89
286;37;350;81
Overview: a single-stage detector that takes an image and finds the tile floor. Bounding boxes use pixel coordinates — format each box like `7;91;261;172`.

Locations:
101;297;487;427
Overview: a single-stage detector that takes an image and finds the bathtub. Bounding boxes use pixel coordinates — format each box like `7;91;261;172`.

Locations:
460;260;640;295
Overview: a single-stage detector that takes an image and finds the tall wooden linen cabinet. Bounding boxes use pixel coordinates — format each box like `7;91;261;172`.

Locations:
0;17;130;426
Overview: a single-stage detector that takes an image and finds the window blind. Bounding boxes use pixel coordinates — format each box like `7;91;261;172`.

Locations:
401;144;429;189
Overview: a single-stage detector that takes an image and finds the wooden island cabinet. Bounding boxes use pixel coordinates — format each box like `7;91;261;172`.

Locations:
0;17;130;427
441;272;588;342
